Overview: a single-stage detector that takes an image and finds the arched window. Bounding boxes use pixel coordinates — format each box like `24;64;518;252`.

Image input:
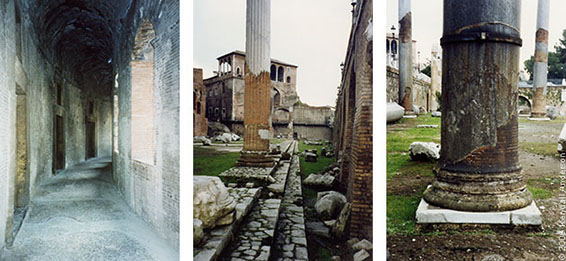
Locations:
193;91;197;110
197;102;201;114
270;64;276;81
286;76;291;83
273;88;281;106
277;66;284;82
236;67;241;76
386;39;390;53
131;19;155;164
391;40;398;55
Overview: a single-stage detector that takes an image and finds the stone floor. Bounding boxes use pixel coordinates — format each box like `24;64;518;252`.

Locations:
218;140;310;261
1;157;178;260
226;198;282;260
272;152;309;261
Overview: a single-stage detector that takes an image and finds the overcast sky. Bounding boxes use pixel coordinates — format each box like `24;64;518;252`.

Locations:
193;1;354;107
386;0;566;73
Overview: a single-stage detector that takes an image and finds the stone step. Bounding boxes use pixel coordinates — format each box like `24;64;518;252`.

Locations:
272;153;309;261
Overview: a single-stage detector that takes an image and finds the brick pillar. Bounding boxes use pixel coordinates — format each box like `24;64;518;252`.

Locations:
423;0;533;211
236;0;274;167
530;0;550;119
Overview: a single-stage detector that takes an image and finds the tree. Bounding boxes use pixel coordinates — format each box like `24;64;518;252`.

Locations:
524;29;566;81
421;63;431;77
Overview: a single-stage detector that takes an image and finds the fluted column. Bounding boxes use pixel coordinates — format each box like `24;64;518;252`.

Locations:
530;0;550;119
423;0;533;211
399;0;413;114
236;0;274;167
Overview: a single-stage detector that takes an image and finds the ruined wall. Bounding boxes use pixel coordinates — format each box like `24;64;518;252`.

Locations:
387;66;431;112
518;86;566;115
293;104;334;125
193;68;207;136
293;125;332;141
204;76;234;122
114;0;179;248
333;0;373;240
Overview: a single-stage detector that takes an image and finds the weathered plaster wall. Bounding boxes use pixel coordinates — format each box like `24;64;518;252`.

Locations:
387;66;431;112
518;86;566;115
113;0;179;248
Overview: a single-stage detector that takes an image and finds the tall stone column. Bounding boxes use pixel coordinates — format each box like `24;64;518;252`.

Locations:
236;0;275;167
423;0;533;211
530;0;550;119
398;0;413;114
430;45;441;112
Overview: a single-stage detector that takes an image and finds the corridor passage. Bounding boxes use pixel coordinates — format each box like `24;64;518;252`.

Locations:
1;158;178;260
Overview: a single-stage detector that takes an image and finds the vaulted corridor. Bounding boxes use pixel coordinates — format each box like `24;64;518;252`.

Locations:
0;0;179;258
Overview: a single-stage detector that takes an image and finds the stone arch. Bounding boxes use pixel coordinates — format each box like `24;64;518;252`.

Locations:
273;88;281;106
518;95;532;114
131;19;155;165
273;108;290;123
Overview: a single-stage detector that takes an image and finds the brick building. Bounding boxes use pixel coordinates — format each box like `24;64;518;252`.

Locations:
204;50;334;140
193;68;207;136
333;0;373;240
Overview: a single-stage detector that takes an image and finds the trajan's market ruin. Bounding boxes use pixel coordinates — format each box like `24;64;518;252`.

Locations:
193;0;373;260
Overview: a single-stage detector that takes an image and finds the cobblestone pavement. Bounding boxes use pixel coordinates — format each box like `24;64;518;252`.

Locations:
272;151;309;261
226;198;282;261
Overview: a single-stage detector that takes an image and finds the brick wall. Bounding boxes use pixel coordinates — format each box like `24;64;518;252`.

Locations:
333;0;373;240
131;60;155;164
193;68;207;136
114;0;179;248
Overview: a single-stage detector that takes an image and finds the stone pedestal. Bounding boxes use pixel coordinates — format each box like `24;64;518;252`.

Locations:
422;0;533;212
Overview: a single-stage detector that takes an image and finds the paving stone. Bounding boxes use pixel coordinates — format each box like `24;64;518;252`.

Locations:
295;247;308;260
282;244;294;251
243;249;256;256
292;237;307;246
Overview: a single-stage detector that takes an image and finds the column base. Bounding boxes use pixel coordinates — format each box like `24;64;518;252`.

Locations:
235;150;276;167
422;169;533;212
528;113;550;121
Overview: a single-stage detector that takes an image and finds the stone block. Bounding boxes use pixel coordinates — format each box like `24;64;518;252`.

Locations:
416;198;542;225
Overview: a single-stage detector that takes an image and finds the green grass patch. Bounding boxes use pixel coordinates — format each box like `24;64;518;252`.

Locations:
386;195;420;235
519;142;558;157
193;146;239;177
298;141;335;177
527;185;553;199
317;247;333;261
527;232;554;238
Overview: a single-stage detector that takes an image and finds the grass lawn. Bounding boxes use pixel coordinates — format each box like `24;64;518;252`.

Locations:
387;114;441;235
298;141;335;177
193;146;239;177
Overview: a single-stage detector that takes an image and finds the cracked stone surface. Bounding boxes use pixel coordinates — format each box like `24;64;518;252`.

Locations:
1;157;178;260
